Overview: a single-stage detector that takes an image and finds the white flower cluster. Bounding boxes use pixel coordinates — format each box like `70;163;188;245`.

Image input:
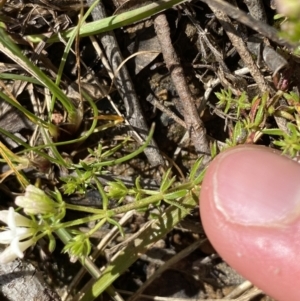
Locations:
0;207;35;263
0;185;60;263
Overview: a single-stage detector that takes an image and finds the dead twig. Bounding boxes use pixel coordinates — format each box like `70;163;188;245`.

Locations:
224;280;253;299
153;13;210;161
199;0;295;51
184;6;243;97
146;97;186;128
127;238;208;301
206;2;269;94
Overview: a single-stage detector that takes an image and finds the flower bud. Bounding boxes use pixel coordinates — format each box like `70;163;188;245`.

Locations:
15;185;59;215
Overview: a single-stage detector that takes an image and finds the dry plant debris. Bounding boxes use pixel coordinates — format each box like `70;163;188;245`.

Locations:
0;0;298;300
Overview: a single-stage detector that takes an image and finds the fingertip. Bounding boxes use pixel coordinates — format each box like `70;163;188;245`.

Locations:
200;145;300;301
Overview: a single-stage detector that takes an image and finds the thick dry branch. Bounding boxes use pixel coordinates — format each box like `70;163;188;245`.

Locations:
244;0;267;22
154;13;210;159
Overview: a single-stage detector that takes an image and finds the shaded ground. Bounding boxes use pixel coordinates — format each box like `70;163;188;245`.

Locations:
0;0;298;300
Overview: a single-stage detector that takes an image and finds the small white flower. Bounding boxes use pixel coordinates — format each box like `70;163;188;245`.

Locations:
15;184;58;215
0;239;35;263
0;207;35;263
0;208;34;228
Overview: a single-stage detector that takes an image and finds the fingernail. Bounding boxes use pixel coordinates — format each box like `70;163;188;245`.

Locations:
211;146;300;226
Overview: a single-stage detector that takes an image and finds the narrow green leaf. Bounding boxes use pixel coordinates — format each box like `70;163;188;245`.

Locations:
164;189;188;200
80;193;196;301
25;0;189;44
160;169;173;192
262;128;285;136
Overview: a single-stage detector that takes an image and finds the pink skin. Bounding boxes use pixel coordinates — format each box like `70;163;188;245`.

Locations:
274;0;299;17
200;145;300;301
